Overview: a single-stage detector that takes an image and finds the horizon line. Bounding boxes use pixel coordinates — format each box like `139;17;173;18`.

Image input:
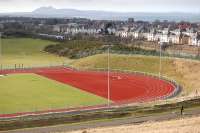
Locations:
0;6;199;14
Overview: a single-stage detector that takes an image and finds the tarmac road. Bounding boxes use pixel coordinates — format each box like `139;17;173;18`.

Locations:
2;107;200;133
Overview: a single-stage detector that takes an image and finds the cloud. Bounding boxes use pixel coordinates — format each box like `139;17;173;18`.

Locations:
0;0;200;13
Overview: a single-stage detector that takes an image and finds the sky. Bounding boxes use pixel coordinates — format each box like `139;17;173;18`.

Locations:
0;0;200;13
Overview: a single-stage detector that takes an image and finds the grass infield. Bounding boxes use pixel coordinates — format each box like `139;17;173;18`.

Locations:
0;74;107;114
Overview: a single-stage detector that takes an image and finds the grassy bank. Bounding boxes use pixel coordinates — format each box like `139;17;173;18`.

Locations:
0;38;71;66
71;54;200;95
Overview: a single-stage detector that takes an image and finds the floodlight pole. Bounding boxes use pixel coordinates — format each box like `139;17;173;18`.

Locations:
107;46;110;107
159;42;162;78
0;32;2;60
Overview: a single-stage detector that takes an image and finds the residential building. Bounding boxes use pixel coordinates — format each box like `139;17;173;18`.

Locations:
188;33;199;46
180;34;190;45
147;29;156;41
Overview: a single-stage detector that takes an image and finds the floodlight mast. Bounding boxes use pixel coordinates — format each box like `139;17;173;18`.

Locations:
159;41;162;78
107;46;111;106
0;32;2;60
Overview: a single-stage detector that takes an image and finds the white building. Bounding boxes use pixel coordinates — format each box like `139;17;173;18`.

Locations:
159;28;170;43
169;29;181;44
64;27;98;35
121;31;129;38
188;33;199;46
147;29;156;41
115;27;129;38
198;40;200;46
52;25;61;32
107;28;116;34
131;26;145;39
160;34;170;43
169;33;181;44
183;28;196;37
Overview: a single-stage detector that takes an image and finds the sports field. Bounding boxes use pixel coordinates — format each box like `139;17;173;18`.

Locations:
0;67;176;116
0;73;107;114
0;37;199;117
0;38;71;66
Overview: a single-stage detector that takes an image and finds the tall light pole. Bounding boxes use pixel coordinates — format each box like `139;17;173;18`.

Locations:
107;46;111;106
159;42;162;78
0;32;2;60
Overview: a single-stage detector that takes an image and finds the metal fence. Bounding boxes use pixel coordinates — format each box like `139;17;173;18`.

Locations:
0;63;66;71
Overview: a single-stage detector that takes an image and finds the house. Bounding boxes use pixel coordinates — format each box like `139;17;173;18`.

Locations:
52;25;61;32
198;40;200;46
64;27;98;35
188;33;200;46
0;24;4;30
159;28;170;43
115;30;122;37
180;34;190;45
171;29;181;35
169;29;181;44
169;33;180;44
182;28;196;37
196;35;200;46
146;27;170;43
121;31;129;38
107;28;116;34
160;34;170;43
115;27;129;38
147;29;156;41
131;26;145;39
132;30;140;39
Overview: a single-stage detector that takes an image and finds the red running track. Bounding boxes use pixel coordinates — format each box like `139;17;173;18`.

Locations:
0;67;176;103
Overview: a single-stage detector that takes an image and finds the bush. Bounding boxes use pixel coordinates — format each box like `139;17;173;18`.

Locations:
44;39;161;59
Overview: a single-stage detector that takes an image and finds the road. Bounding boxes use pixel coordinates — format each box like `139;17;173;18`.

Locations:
1;107;200;133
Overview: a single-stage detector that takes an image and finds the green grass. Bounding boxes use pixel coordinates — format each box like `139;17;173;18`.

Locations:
71;54;200;95
0;74;107;114
71;54;175;74
0;38;72;66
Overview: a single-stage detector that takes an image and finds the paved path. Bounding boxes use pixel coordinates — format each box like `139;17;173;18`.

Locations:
2;107;200;133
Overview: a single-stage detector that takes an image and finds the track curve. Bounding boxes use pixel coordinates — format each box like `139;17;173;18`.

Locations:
0;67;177;118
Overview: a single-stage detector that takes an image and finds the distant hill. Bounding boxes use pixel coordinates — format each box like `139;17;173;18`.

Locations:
0;6;200;22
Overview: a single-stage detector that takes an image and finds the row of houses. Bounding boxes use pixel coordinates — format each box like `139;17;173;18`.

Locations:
53;24;117;35
148;28;200;46
116;27;200;46
51;24;200;46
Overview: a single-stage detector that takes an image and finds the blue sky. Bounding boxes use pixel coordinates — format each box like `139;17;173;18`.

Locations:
0;0;199;13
